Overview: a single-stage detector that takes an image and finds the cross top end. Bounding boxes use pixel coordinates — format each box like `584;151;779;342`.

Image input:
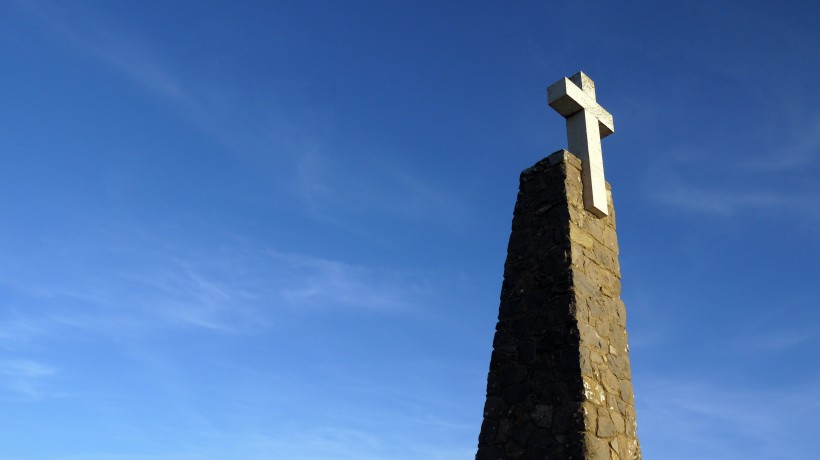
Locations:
547;71;615;218
569;71;595;99
548;71;614;139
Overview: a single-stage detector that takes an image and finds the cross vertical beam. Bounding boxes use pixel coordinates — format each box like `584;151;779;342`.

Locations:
547;71;615;217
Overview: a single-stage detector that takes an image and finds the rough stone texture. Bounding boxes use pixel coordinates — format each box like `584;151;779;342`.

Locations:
476;150;641;460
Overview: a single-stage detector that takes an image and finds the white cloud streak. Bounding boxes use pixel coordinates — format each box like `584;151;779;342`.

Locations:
739;115;820;173
637;375;820;460
15;1;186;101
15;1;465;233
274;252;417;312
50;425;474;460
0;224;428;345
653;185;787;216
645;135;819;218
0;359;60;400
641;105;820;219
293;149;465;231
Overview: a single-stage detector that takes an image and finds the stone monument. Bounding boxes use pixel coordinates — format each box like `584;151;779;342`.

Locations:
475;72;641;459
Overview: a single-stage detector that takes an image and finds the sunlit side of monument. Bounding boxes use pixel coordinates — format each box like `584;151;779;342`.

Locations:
476;72;641;459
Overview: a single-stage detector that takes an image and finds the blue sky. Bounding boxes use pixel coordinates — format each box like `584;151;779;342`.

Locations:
1;1;818;459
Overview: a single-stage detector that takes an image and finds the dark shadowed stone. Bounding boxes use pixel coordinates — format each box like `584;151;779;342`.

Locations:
502;383;530;404
506;441;525;459
498;365;529;387
496;418;512;443
516;342;536;364
483;395;508;419
512;423;536;448
476;445;504;460
530;405;553;428
478;418;498;445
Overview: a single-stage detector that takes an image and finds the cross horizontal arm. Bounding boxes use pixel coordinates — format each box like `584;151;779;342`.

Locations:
547;78;614;138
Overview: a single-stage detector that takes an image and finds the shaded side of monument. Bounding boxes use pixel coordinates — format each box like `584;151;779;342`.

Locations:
476;150;641;460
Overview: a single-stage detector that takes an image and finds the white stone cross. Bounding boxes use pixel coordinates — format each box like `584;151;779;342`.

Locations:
547;71;615;217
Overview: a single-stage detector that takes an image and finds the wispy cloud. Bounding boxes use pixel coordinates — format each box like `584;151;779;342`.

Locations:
229;425;475;460
293;149;465;230
12;0;285;173
637;375;820;459
0;314;50;348
645;132;820;218
0;223;430;345
653;184;788;216
738;115;820;173
50;424;474;460
16;1;466;233
720;304;820;353
16;1;186;101
274;251;420;312
639;100;820;219
0;359;60;400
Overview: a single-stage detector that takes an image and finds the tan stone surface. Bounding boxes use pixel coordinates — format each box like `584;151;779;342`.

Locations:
563;152;641;459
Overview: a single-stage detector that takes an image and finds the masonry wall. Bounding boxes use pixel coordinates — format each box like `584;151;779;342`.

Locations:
476;150;640;460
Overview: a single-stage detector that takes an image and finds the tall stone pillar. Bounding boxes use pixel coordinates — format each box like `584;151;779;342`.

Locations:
476;150;640;460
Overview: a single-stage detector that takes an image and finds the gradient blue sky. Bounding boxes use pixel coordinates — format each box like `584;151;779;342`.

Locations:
1;1;819;459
